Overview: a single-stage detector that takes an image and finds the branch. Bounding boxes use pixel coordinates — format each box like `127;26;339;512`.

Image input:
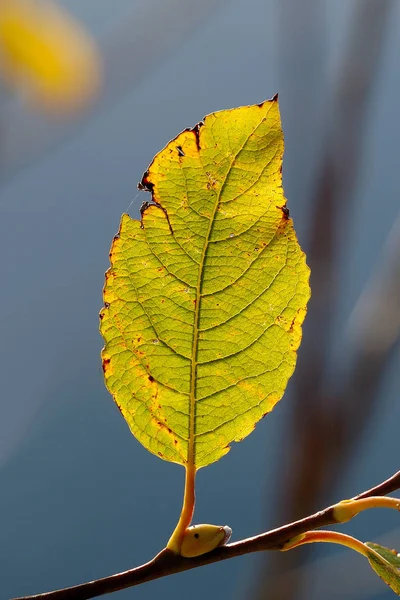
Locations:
12;470;400;600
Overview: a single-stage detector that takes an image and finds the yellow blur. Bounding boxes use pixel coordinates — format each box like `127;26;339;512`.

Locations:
0;0;101;115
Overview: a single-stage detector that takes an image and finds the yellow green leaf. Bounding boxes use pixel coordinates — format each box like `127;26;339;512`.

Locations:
100;97;310;470
365;542;400;595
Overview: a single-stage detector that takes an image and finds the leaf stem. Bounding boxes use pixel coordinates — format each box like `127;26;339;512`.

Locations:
12;469;400;600
333;496;400;523
281;529;369;557
167;464;196;553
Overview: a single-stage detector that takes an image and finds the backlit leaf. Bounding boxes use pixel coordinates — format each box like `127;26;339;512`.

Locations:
366;542;400;595
100;98;310;469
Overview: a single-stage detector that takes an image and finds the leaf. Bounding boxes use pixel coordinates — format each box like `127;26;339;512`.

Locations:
365;542;400;595
100;97;310;469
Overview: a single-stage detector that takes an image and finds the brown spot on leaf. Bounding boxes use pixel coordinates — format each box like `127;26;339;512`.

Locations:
140;200;174;235
191;121;203;151
148;375;154;382
275;206;291;236
205;171;218;189
140;200;153;224
176;145;185;157
138;171;154;193
277;204;290;220
289;308;304;333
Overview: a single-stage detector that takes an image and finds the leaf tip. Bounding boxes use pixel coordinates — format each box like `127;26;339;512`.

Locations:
257;94;279;109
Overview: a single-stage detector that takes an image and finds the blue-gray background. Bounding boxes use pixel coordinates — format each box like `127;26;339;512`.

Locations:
0;1;399;599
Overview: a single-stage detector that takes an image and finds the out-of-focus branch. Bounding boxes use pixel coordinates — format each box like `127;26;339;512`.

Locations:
285;0;394;510
254;1;395;599
12;470;400;600
347;214;400;366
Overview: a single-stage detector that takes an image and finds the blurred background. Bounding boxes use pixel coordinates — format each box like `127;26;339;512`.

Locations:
0;0;399;599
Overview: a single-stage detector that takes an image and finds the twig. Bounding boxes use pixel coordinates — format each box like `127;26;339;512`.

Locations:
12;470;400;600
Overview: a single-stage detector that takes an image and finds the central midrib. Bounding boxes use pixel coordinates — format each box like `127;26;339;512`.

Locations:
188;115;267;468
188;197;219;468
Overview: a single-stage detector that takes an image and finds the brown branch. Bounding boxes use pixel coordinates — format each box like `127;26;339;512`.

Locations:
12;470;400;600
